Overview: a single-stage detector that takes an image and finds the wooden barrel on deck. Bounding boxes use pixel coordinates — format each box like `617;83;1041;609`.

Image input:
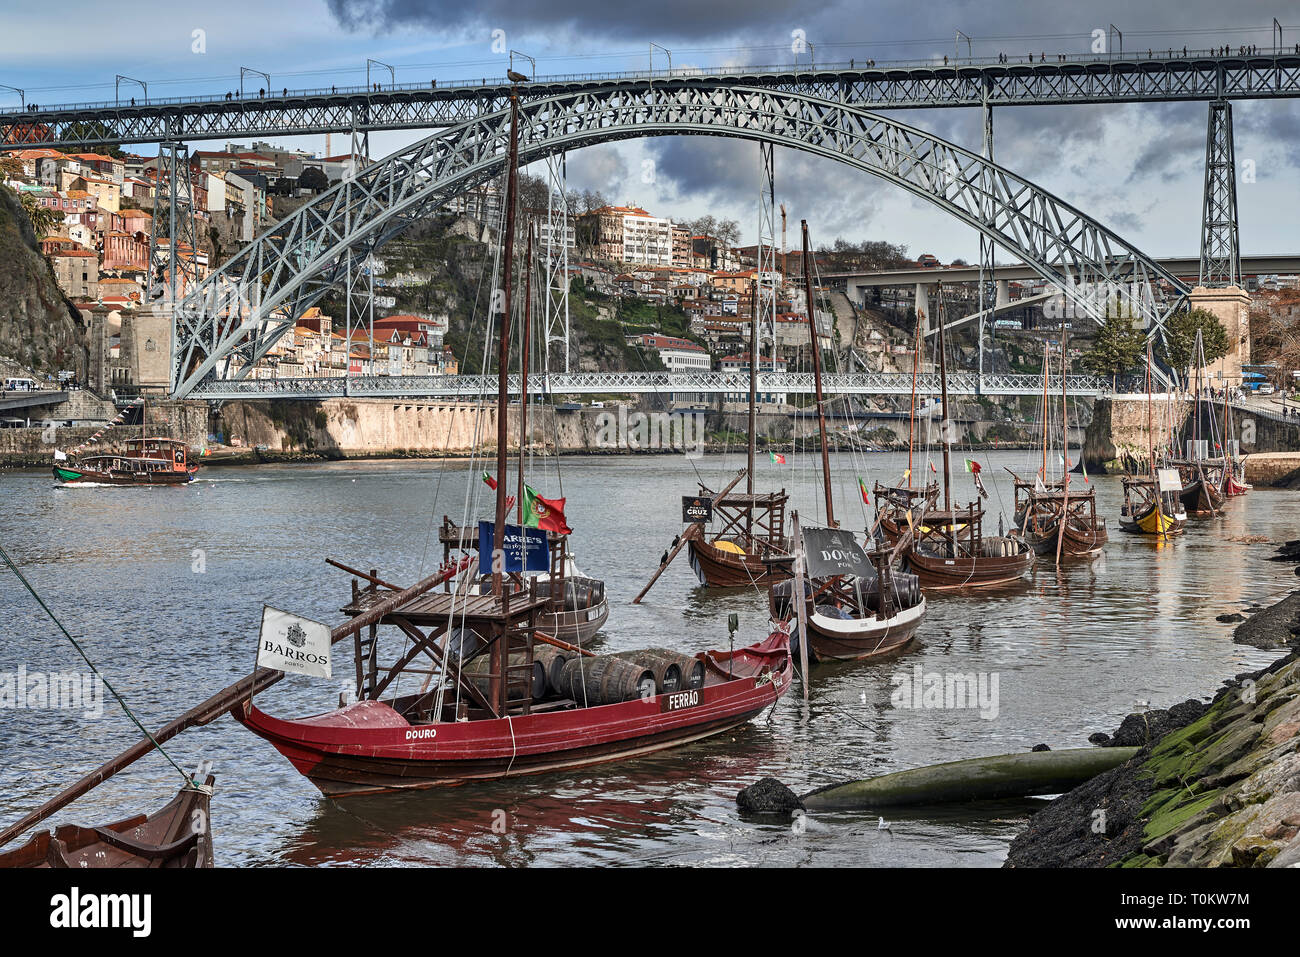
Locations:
612;650;682;694
533;644;579;695
557;656;656;706
641;648;705;690
462;654;547;702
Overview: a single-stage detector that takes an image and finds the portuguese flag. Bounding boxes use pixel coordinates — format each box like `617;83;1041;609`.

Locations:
858;476;869;504
523;484;572;535
769;451;786;464
481;470;498;490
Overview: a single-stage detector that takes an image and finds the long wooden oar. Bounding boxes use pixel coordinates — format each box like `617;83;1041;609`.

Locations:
0;561;466;848
633;468;747;604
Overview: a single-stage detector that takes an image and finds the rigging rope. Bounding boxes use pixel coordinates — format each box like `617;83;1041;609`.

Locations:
0;542;192;785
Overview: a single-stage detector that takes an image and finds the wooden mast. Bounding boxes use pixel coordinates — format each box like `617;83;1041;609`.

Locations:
936;281;953;513
746;277;759;496
494;86;521;598
801;221;834;528
1040;340;1049;480
1055;321;1070;563
907;306;921;489
517;222;533;526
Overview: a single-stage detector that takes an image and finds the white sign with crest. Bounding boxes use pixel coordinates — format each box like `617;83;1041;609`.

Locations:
258;605;332;678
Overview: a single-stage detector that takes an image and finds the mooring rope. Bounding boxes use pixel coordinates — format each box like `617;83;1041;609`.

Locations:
0;541;191;784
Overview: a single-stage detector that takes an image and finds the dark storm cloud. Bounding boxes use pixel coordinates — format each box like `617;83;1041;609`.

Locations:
325;0;827;42
325;1;1297;250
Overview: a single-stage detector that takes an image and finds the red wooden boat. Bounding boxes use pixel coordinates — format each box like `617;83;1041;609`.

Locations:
235;626;791;796
0;775;215;869
237;95;791;797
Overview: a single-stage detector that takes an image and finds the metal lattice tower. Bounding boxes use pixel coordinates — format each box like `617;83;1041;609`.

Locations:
756;143;778;373
977;99;996;376
1199;100;1241;288
150;142;200;306
542;152;571;374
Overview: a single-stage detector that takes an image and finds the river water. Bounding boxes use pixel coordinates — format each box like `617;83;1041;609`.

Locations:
0;450;1290;867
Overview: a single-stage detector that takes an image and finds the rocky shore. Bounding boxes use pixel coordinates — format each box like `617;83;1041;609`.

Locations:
1005;591;1300;868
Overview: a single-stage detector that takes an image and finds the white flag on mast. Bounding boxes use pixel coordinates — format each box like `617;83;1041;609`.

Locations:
257;605;333;678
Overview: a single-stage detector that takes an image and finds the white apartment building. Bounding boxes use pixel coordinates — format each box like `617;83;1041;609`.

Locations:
622;213;675;266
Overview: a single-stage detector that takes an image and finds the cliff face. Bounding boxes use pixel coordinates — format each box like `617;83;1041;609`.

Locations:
0;186;87;378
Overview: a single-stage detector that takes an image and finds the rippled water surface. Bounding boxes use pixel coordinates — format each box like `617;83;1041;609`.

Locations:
0;451;1291;866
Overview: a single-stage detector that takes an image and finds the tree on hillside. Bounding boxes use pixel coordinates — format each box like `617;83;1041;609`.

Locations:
1249;289;1300;378
1081;305;1147;390
818;238;911;271
298;166;328;193
1160;307;1230;382
16;190;62;238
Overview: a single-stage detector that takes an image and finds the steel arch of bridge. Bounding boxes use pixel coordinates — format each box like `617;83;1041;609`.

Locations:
170;85;1191;398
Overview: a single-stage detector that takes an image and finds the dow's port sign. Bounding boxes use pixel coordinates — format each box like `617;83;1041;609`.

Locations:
682;496;713;524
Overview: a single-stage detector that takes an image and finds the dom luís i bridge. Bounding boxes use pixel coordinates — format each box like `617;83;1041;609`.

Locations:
7;46;1296;401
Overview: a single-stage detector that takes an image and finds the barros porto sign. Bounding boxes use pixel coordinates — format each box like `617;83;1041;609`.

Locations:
258;605;332;678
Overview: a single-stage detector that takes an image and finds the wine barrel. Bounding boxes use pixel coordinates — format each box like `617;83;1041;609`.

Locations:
462;654;547;702
642;648;705;690
533;644;579;695
557;656;655;706
612;650;682;694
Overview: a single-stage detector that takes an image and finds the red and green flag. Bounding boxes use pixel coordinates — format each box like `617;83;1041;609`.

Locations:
858;476;869;504
481;470;498;490
769;451;786;464
523;483;572;535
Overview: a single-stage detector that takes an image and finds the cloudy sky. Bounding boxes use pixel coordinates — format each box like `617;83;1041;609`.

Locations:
4;1;1298;261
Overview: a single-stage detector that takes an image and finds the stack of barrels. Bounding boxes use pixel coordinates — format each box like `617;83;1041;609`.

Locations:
532;645;706;706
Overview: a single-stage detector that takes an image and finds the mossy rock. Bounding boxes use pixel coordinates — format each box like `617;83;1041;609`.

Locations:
1143;791;1221;844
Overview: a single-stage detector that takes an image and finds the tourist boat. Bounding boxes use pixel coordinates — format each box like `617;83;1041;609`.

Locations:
235;92;792;794
53;437;198;485
235;608;791;795
0;775;215;869
770;532;926;662
1171;459;1225;515
1010;330;1107;560
1118;475;1186;535
873;480;940;545
1119;344;1188;537
438;517;610;645
1218;389;1250;496
898;282;1031;588
684;488;792;588
1167;329;1225;516
762;221;927;663
638;234;792;597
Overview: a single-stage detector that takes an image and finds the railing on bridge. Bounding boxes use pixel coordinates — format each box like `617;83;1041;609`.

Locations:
186;371;1104;401
7;50;1300;148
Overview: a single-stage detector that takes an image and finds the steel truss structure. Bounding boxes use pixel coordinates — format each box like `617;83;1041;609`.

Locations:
1199;100;1242;287
542;152;571;373
7;53;1300;149
186;370;1104;401
148;142;200;308
169;86;1191;398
